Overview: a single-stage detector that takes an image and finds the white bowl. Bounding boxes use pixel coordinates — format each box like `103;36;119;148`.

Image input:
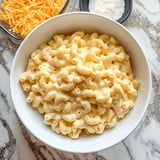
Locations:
10;12;151;153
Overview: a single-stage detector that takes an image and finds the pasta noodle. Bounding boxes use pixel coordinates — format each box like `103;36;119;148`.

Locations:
19;31;140;139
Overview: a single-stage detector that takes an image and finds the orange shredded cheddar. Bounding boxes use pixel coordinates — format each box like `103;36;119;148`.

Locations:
0;0;65;37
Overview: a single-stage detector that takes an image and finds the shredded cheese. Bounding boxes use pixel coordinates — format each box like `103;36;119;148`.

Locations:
0;0;65;37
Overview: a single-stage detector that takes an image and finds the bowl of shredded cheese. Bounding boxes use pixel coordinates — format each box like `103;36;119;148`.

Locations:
79;0;133;23
0;0;68;38
10;12;151;153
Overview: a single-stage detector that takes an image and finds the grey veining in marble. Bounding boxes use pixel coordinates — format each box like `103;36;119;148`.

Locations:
1;0;160;160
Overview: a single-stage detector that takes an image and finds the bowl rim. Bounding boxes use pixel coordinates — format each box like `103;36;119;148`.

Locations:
79;0;133;23
10;12;152;153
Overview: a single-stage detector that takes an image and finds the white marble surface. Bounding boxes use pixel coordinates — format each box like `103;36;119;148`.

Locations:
0;0;160;159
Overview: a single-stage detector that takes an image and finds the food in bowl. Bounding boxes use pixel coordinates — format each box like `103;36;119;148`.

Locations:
0;0;67;38
19;30;140;139
79;0;133;23
10;12;151;152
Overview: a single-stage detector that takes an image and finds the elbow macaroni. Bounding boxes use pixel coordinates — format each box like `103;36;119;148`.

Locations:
19;31;140;139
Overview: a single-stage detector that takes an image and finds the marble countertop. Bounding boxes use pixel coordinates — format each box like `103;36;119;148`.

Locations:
0;0;160;159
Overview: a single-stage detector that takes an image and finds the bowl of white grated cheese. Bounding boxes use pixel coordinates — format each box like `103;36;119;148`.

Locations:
79;0;133;23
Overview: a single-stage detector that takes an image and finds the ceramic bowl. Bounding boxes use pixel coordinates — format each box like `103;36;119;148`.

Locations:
10;12;151;153
79;0;133;23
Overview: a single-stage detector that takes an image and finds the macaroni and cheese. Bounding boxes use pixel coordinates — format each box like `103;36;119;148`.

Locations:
19;31;140;139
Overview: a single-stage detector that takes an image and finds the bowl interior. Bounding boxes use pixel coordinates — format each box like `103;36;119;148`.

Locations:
10;12;151;153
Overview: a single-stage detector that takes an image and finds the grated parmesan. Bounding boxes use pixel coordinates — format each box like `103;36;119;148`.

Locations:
89;0;125;20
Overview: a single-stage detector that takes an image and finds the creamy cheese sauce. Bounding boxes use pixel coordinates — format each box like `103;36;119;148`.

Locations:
89;0;125;20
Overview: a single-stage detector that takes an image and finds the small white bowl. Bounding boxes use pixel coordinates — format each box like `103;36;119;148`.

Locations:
10;12;151;153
